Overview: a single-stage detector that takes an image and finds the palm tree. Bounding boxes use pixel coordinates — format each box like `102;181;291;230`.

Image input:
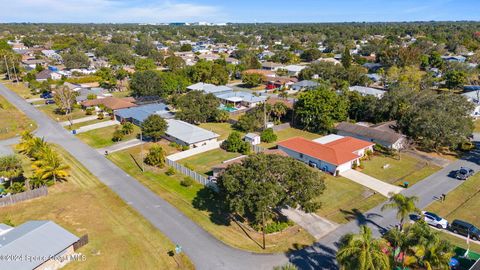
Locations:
272;102;288;123
17;135;48;160
32;147;69;184
337;226;390;270
381;193;419;230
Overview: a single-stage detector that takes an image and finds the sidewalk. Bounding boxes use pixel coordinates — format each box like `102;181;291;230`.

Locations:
340;169;404;197
74;120;119;134
166;141;221;161
97;139;145;154
281;207;339;240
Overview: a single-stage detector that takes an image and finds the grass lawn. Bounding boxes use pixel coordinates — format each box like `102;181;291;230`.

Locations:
0;95;36;139
76;125;140;148
108;147;315;253
110;91;132;98
315;174;386;224
199;122;243;140
361;153;441;187
260;127;321;148
439;232;480;254
38;104;88;122
65;118;110;131
0;146;193;270
179;148;242;175
1;80;39;99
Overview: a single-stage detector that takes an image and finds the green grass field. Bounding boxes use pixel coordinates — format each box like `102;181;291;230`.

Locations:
0;146;193;270
0;95;36;139
76;125;140;148
361;153;441;187
38;104;88;122
315;174;386;224
1;80;39;99
108;146;315;253
260;127;320;148
179;148;242;175
199;122;242;140
65;118;110;131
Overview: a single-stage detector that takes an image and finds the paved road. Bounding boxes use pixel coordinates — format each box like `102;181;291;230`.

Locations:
2;83;479;270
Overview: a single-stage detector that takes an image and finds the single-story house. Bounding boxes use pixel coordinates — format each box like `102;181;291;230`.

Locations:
266;97;293;109
366;74;382;82
75;87;111;103
211;149;288;177
315;58;341;65
291;80;320;91
283;65;307;76
164;119;219;148
441;55;466;63
187;83;233;95
214;91;267;108
0;220;79;270
81;97;137;111
115;103;175;125
266;77;298;90
349;86;386;98
277;135;374;175
461;91;480;117
336;122;406;150
261;61;285;71
242;69;276;80
244;133;261;145
225;57;240;65
35;69;62;82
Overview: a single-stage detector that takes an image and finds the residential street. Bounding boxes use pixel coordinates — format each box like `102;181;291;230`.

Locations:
1;83;480;270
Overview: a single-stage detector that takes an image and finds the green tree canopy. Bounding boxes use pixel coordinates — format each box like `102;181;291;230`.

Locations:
175;91;220;124
141;114;168;141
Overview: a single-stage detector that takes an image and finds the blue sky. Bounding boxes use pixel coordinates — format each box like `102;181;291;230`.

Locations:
0;0;479;23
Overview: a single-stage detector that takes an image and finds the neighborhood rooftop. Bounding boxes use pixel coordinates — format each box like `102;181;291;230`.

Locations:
115;103;174;123
336;122;404;145
214;91;267;104
165;119;219;145
0;221;79;270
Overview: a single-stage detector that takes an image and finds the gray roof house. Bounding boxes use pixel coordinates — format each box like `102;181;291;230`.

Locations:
164;119;219;147
187;83;233;95
336;122;406;150
348;86;386;98
214;91;266;108
75;87;111;103
291;80;320;91
0;221;79;270
114;103;175;125
461;91;480;117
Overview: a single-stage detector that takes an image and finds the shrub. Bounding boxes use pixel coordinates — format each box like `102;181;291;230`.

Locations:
85;108;94;115
121;122;135;135
260;128;277;143
144;145;165;168
165;167;176;176
180;177;194;187
97;113;104;120
181;145;190;151
112;129;124;142
264;220;294;234
221;132;250;154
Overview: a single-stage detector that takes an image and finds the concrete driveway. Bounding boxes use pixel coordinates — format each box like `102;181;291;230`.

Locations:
340;169;404;197
281;207;339;240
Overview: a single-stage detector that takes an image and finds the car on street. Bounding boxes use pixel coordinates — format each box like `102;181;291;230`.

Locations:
456;167;474;180
45;99;55;104
450;219;480;241
422;211;449;229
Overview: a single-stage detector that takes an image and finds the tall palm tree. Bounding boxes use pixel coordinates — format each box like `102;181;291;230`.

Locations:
416;237;454;270
32;147;69;184
381;193;419;230
337;226;390;270
17;135;48;160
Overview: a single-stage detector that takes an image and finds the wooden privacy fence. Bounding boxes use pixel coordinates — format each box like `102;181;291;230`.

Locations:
0;186;48;207
73;234;89;251
166;159;218;190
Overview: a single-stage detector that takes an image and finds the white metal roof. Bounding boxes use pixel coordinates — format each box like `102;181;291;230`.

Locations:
165;119;219;145
312;134;344;144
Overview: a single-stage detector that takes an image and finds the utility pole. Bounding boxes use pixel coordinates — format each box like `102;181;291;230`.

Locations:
4;55;11;81
10;56;19;84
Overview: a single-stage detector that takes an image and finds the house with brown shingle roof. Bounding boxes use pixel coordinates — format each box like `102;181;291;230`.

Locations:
335;122;406;150
80;97;137;111
277;135;374;176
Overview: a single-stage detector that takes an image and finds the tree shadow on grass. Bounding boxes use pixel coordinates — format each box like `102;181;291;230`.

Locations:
192;186;230;226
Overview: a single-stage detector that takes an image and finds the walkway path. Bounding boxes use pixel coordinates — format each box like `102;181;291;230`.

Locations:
60;115;99;126
2;82;480;270
281;207;339;240
340;169;404;197
25;97;44;103
97;138;145;154
166;141;220;161
74;120;119;134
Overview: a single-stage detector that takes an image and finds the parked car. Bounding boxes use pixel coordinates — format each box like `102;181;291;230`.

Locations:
450;219;480;241
456;167;474;180
40;92;53;99
45;99;55;104
422;211;448;229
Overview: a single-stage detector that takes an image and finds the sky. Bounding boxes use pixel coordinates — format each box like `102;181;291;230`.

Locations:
0;0;479;23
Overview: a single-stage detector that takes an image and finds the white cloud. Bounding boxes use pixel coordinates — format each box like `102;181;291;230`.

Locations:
0;0;225;23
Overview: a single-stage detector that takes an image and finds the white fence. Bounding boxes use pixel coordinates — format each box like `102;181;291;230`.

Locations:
166;159;218;190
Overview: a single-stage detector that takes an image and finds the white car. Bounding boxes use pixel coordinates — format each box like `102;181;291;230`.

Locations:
422;211;448;229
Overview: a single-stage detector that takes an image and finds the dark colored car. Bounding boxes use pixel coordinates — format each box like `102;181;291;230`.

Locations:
456;167;474;180
45;99;55;104
450;219;480;241
40;92;53;99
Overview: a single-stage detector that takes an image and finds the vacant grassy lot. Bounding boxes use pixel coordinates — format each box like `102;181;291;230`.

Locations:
1;80;39;99
65;118;110;131
76;124;140;148
260;127;320;148
315;174;386;224
361;153;441;187
0;95;36;139
199;122;242;140
38;104;88;122
179;148;242;175
108;146;315;253
0;146;193;270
